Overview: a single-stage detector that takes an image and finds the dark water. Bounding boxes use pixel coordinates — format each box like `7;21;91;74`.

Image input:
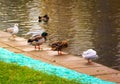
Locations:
0;0;120;70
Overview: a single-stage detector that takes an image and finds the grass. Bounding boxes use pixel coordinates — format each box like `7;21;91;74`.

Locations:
0;61;81;84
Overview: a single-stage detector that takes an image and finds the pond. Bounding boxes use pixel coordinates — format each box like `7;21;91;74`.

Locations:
0;0;120;70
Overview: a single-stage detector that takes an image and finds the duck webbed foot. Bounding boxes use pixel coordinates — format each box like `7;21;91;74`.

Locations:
86;59;93;65
34;45;42;51
58;51;63;55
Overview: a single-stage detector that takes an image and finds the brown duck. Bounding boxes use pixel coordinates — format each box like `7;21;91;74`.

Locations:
50;41;68;55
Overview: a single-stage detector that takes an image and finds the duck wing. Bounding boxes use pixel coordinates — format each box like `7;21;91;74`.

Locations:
51;41;66;51
6;28;14;33
82;49;98;60
5;24;19;34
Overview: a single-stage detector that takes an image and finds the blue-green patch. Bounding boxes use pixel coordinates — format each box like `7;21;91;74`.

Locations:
0;47;116;84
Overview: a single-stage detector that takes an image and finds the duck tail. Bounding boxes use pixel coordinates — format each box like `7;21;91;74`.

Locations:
3;29;7;32
62;41;68;47
27;39;33;43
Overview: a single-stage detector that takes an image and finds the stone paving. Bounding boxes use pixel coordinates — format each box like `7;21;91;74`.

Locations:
0;31;120;84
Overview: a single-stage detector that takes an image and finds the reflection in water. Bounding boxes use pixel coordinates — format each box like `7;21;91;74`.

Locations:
0;0;120;70
91;0;120;69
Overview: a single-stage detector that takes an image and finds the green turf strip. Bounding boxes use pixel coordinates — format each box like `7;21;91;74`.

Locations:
0;61;80;84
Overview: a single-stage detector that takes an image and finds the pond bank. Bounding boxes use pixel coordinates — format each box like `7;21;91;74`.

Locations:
0;31;119;83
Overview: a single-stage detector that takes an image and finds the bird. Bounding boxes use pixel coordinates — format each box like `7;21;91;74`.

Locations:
4;23;19;40
38;14;49;23
82;49;98;64
50;41;68;55
27;32;48;50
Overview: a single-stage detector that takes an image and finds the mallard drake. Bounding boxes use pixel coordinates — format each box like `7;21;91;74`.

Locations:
38;14;49;23
50;41;68;55
82;49;98;64
28;32;48;50
4;23;19;40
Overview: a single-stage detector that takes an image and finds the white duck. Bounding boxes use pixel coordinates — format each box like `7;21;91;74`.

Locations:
4;23;19;40
82;49;98;64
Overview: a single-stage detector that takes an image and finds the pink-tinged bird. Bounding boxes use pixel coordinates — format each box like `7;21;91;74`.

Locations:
82;49;98;64
4;23;19;40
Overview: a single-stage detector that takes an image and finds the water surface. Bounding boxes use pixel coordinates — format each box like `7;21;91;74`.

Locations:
0;0;120;70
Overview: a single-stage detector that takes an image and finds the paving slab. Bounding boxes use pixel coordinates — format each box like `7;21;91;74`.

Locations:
21;52;61;66
13;41;51;52
0;42;9;47
0;37;11;42
74;66;119;76
15;45;37;52
96;73;120;83
0;38;28;47
15;37;27;41
0;31;11;37
4;47;23;53
28;50;53;60
58;60;103;68
28;50;69;61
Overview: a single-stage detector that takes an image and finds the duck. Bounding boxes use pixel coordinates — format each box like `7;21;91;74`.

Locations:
50;41;68;55
38;14;49;23
82;49;98;64
27;32;48;50
4;23;19;40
